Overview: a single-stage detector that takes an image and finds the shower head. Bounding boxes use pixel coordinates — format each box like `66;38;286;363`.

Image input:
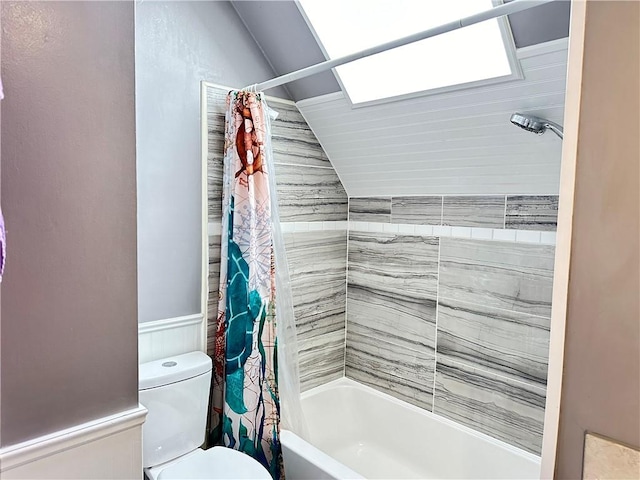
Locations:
510;113;564;139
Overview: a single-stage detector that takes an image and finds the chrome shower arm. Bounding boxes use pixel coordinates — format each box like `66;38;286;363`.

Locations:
543;120;564;139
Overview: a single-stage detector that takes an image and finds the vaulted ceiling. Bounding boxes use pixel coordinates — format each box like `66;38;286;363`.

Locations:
231;0;570;101
231;1;571;197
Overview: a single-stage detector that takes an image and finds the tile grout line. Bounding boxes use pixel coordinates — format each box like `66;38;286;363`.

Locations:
343;198;350;379
440;195;444;225
503;195;508;229
272;162;338;170
432;236;442;413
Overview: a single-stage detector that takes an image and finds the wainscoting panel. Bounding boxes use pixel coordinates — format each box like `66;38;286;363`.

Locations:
138;315;204;364
0;406;146;480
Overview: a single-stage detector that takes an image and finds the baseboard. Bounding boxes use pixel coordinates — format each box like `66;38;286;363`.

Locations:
0;405;147;480
138;313;205;363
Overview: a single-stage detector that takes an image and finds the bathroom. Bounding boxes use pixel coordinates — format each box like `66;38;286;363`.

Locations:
0;1;638;480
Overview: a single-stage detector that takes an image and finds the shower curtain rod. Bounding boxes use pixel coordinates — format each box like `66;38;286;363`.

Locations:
251;0;557;92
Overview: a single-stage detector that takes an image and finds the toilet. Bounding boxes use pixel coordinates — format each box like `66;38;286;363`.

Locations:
139;351;272;480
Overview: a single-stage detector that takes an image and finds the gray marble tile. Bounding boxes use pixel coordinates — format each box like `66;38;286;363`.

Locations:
347;284;436;354
268;100;333;169
434;357;546;455
275;164;348;222
442;196;506;228
506;195;559;231
436;299;551;386
206;96;226;223
284;231;347;341
348;232;439;302
348;197;391;222
206;87;341;223
346;232;438;400
391;196;443;225
299;330;345;392
439;238;555;317
346;322;435;411
206;234;221;356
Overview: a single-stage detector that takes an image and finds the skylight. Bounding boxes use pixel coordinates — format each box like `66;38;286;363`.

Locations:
298;0;517;105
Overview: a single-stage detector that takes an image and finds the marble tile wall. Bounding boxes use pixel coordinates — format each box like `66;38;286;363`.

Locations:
345;209;556;455
346;232;439;409
206;85;348;391
435;237;554;454
506;195;559;231
206;86;558;454
349;194;559;231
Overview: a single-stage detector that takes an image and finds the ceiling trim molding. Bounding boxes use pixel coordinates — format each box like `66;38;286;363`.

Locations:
517;37;569;60
295;91;346;109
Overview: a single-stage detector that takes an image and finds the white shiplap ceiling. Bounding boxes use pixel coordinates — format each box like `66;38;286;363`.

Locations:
296;39;568;197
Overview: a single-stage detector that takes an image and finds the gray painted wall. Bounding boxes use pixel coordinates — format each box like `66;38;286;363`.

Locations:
0;1;138;446
135;1;288;323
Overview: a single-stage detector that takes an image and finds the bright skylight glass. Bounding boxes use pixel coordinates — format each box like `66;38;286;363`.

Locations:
298;0;514;104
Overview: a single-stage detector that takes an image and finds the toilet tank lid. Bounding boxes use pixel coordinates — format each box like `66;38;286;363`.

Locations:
139;351;212;390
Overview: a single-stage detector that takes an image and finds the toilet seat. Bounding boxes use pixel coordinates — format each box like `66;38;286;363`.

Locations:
154;447;272;480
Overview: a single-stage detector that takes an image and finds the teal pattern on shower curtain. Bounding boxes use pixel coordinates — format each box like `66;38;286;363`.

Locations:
211;90;284;479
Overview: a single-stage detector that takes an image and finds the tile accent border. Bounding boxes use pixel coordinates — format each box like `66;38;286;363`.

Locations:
348;221;556;245
350;195;559;233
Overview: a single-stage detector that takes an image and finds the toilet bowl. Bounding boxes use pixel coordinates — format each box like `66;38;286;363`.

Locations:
145;447;271;480
139;352;271;480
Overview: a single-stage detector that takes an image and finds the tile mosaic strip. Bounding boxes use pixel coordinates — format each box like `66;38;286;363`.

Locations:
299;330;345;392
434;357;546;455
506;195;559;231
348;197;391;222
284;231;347;341
275;163;348;222
436;299;551;386
346;322;435;411
391;196;443;225
443;195;506;228
439;237;556;318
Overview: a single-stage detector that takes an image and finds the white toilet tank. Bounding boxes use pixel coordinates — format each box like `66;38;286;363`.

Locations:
139;351;213;468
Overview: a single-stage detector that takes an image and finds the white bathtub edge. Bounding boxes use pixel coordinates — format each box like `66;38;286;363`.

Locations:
280;430;365;480
302;377;541;466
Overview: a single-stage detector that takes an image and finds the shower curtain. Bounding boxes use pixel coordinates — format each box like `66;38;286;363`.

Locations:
210;90;301;480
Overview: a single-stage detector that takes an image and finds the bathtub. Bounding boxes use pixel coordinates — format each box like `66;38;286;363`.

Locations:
281;378;540;479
